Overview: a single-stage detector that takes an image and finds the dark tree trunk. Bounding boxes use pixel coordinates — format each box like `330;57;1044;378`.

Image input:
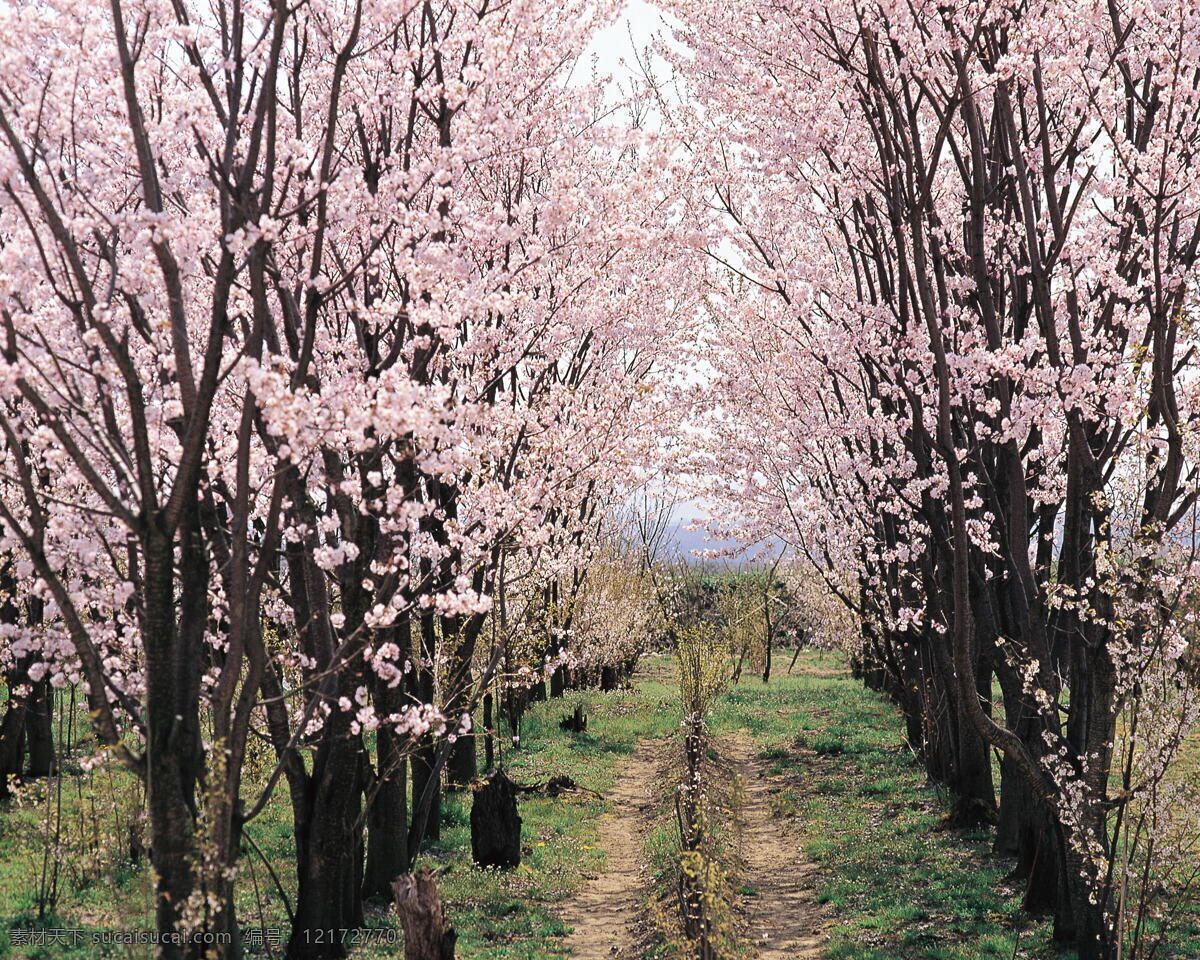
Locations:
761;589;774;683
559;705;587;732
888;639;927;757
287;725;368;959
994;763;1023;858
444;627;476;789
944;646;996;826
283;521;370;958
504;682;527;747
1064;850;1114;960
143;531;204;960
0;687;26;799
363;645;409;901
446;732;475;790
994;661;1055;875
919;574;995;825
0;563;25;798
482;692;494;772
409;614;441;842
409;742;441;848
25;679;52;778
22;594;51;779
1019;805;1065;917
916;642;957;783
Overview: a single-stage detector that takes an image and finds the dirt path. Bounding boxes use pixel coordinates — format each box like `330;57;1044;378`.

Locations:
726;733;825;959
561;740;659;959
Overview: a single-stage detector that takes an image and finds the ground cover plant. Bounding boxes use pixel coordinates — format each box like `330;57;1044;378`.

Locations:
713;651;1200;960
0;0;1199;958
0;667;681;959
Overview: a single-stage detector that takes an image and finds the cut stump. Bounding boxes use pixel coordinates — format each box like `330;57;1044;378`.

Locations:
470;768;522;868
392;868;457;960
559;704;588;732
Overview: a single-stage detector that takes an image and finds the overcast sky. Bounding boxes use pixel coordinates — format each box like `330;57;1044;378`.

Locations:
586;0;666;78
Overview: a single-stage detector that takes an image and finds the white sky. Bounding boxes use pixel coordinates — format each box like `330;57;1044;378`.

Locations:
583;4;759;561
586;0;668;80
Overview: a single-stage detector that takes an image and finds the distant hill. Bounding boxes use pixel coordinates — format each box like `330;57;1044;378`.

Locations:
668;520;739;558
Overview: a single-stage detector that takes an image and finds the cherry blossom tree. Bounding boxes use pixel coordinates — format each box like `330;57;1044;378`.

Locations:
0;1;690;958
676;1;1200;956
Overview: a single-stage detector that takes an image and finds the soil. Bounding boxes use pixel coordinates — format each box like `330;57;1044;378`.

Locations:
560;730;824;960
726;732;825;959
561;739;659;959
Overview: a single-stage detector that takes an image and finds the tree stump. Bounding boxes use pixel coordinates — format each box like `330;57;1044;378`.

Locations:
470;769;522;868
392;868;457;960
559;704;587;732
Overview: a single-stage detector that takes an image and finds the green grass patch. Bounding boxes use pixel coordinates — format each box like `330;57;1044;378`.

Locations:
0;665;680;959
709;650;1061;960
428;668;678;958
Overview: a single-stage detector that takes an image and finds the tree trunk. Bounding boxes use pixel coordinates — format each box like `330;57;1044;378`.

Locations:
25;679;52;778
409;614;441;842
22;594;51;779
944;656;995;826
482;693;494;772
287;726;368;959
446;732;475;791
916;643;956;783
504;682;526;747
1019;805;1065;917
363;662;409;900
599;666;618;692
1065;854;1114;960
761;590;773;683
0;564;25;798
409;742;441;848
142;530;207;960
922;627;995;825
0;675;28;799
444;611;487;789
994;753;1025;857
392;869;456;960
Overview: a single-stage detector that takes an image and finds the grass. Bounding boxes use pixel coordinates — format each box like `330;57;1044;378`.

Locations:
711;650;1200;960
1;652;1197;959
0;666;680;959
427;667;678;958
710;650;1060;960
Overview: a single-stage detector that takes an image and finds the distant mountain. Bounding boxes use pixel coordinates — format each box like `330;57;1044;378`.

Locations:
668;521;739;558
639;498;785;565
